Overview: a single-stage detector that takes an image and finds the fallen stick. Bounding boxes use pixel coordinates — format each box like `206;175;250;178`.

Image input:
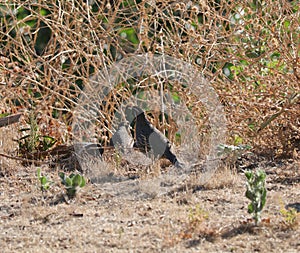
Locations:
0;152;53;165
0;114;22;127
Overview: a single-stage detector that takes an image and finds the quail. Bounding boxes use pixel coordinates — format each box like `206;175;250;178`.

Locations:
129;106;182;167
110;121;134;153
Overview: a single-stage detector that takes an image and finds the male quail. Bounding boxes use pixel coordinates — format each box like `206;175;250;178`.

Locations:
130;106;182;167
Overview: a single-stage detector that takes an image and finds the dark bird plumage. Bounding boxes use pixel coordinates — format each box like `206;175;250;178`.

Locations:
129;106;182;167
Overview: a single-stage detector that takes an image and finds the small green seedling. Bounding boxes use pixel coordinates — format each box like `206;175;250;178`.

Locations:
280;206;299;228
37;168;52;191
59;172;86;198
17;113;56;153
188;204;209;225
245;169;267;225
113;151;122;169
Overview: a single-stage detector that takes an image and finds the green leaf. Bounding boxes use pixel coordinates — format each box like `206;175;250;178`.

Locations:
245;189;254;200
248;203;254;214
248;122;256;131
69;173;76;179
171;92;180;104
42;135;57;150
42;135;56;143
119;28;139;44
37;168;41;179
271;52;280;60
40;8;48;16
80;176;86;188
233;135;243;145
261;188;267;208
283;20;290;29
72;174;82;187
245;170;253;180
16;6;29;20
40;176;47;185
65;177;72;187
59;172;66;181
175;132;181;144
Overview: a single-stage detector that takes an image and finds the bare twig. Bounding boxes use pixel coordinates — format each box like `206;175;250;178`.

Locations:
0;114;22;128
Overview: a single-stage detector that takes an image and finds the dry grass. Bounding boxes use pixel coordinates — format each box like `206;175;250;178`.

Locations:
0;126;299;252
0;157;299;252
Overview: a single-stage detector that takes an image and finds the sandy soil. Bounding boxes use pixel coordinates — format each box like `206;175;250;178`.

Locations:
0;126;299;253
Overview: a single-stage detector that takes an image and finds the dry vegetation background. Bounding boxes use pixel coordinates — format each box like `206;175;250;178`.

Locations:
0;1;299;252
0;0;299;157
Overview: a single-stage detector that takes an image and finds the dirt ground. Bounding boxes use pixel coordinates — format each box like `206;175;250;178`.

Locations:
0;127;299;253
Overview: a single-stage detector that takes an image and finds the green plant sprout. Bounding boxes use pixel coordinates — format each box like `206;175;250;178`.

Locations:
113;151;122;169
59;172;86;199
18;113;56;153
188;204;209;225
280;206;299;229
245;169;267;225
37;168;52;191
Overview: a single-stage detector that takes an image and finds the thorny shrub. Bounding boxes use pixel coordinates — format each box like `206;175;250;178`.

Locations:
0;1;299;157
